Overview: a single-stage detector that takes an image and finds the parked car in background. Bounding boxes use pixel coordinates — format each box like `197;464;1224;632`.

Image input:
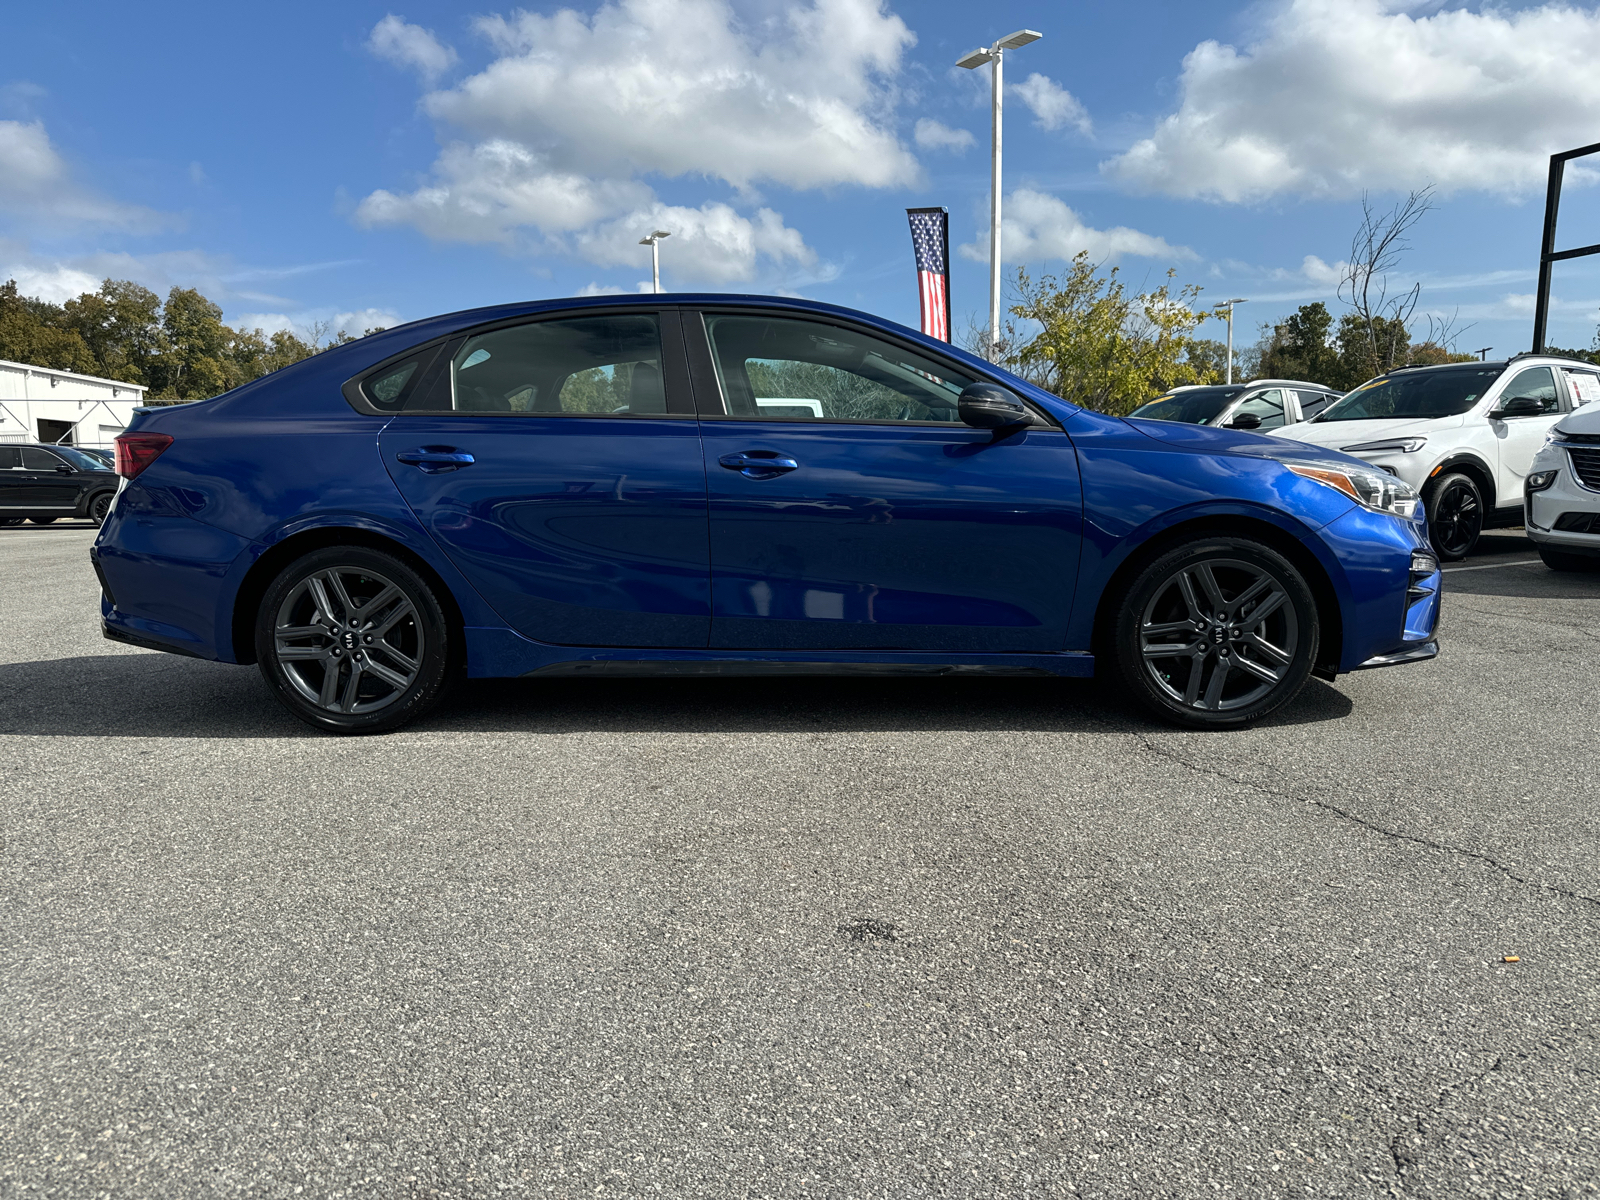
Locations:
1130;379;1344;432
94;294;1440;735
1270;355;1600;559
73;447;115;467
1525;399;1600;570
0;442;119;526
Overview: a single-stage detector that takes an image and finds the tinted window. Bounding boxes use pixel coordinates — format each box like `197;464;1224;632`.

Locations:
1314;367;1503;421
0;447;20;469
1230;388;1287;429
438;315;665;415
1498;366;1558;413
1129;386;1246;425
1298;389;1336;419
368;360;419;408
20;447;66;470
54;446;112;471
702;315;974;423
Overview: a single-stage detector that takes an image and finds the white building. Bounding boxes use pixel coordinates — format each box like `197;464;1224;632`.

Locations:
0;358;147;450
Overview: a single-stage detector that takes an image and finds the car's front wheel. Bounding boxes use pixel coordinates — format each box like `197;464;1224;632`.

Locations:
255;546;454;734
1114;538;1319;728
1426;472;1482;560
1538;546;1600;572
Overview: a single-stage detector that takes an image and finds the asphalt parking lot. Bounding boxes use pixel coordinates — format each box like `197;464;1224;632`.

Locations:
3;521;1598;1198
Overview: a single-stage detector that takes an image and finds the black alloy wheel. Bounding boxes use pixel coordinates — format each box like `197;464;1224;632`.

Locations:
255;546;454;734
1113;538;1319;729
1426;472;1482;561
89;492;114;525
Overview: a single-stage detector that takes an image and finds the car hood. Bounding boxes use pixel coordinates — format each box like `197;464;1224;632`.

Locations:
1269;415;1458;448
1122;415;1369;468
1556;403;1600;436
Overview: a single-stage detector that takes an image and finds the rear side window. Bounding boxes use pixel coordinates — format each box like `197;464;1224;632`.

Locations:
1563;369;1600;408
1298;389;1336;419
0;447;20;469
437;315;665;415
359;351;435;412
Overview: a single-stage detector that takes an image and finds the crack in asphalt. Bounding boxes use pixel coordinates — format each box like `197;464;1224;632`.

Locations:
1135;735;1600;911
1385;1055;1506;1197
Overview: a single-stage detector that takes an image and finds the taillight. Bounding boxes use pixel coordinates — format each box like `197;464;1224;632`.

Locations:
115;432;173;480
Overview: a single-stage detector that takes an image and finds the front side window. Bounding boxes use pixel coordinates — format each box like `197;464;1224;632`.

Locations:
443;314;665;415
1497;366;1559;414
1230;388;1287;429
701;315;974;423
1314;367;1504;422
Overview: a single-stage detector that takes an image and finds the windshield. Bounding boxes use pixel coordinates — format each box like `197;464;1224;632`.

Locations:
1314;367;1503;422
53;447;113;471
1129;386;1245;425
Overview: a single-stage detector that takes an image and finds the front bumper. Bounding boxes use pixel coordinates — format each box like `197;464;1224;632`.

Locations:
1524;446;1600;555
1355;640;1439;670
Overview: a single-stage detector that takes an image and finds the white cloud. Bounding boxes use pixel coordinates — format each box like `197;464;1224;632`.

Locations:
368;15;459;84
233;308;404;339
357;0;918;283
1106;0;1600;201
1298;254;1344;287
0;119;161;229
2;264;103;304
914;118;974;153
576;202;814;285
1011;73;1090;135
958;189;1194;265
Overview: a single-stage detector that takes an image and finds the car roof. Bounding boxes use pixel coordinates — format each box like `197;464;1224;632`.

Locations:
1244;378;1339;390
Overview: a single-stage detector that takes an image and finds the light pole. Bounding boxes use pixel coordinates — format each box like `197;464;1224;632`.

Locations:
957;29;1042;357
1212;298;1248;384
639;230;671;294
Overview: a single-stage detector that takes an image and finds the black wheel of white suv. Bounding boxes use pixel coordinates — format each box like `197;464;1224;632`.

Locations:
255;546;454;734
1113;538;1319;729
1425;472;1482;561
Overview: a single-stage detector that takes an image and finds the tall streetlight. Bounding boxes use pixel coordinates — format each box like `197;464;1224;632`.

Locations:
1212;298;1248;384
957;28;1043;356
639;230;671;294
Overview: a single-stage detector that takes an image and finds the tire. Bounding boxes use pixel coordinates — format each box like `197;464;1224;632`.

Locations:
29;516;58;525
1113;538;1319;729
88;492;114;526
1425;472;1483;561
255;546;454;734
1538;546;1600;572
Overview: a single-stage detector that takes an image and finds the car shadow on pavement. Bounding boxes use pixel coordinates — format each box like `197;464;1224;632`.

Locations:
0;651;1353;739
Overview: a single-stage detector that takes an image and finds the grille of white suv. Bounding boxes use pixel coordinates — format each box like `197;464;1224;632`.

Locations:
1568;446;1600;490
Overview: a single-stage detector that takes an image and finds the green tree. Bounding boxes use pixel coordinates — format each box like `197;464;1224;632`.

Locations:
152;286;230;399
984;254;1218;414
0;280;98;374
1258;302;1346;387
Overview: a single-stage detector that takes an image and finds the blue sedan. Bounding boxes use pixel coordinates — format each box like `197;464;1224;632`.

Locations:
93;294;1440;733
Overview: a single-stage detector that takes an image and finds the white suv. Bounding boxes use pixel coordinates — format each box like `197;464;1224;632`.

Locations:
1269;356;1600;558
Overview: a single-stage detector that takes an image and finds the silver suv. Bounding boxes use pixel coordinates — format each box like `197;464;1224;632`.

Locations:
1130;379;1344;432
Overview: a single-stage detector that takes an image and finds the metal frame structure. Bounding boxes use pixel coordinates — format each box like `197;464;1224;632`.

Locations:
1533;141;1600;353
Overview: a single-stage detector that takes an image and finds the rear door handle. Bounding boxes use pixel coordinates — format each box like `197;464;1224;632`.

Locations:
396;447;475;474
718;450;799;479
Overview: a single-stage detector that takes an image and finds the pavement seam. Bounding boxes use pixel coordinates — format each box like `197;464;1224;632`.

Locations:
1135;735;1600;911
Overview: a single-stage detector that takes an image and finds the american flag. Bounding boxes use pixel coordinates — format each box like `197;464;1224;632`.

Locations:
906;207;950;342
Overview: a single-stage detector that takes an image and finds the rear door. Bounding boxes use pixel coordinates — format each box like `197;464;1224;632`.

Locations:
688;309;1083;653
376;309;711;648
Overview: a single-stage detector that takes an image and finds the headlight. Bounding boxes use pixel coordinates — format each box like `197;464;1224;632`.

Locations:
1286;461;1421;518
1526;470;1557;492
1341;436;1427;454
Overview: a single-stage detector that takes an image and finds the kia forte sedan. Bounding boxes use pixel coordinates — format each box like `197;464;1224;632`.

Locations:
93;294;1441;734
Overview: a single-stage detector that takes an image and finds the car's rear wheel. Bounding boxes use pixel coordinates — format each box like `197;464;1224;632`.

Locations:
1114;538;1319;729
1538;546;1600;572
255;546;453;734
1426;472;1482;560
88;492;114;525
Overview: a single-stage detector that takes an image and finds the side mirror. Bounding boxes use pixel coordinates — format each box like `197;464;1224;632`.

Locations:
56;463;75;474
1226;412;1262;430
1492;395;1543;419
958;382;1031;429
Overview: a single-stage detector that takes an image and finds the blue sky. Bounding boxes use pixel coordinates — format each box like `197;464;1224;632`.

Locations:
8;0;1600;360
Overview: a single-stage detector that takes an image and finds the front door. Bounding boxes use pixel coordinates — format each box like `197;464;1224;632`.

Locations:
1489;365;1566;507
378;310;711;648
690;311;1083;652
8;446;81;510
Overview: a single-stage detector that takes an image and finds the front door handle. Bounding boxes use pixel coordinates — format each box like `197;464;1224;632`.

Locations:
396;446;475;474
719;450;799;480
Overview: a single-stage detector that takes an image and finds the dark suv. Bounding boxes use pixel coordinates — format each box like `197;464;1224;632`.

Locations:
0;443;120;526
